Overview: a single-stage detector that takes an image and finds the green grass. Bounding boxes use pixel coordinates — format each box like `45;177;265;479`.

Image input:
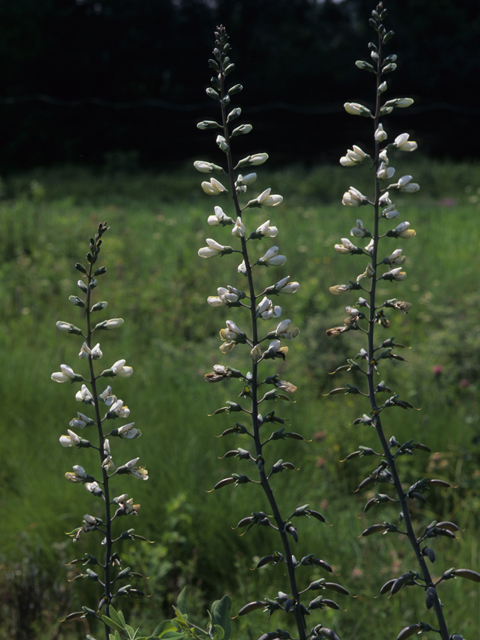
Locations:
0;160;479;639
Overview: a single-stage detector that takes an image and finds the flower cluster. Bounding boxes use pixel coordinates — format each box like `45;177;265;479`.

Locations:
195;25;346;640
52;223;147;635
326;5;472;639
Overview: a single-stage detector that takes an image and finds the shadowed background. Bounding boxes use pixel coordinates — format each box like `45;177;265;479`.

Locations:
0;0;479;170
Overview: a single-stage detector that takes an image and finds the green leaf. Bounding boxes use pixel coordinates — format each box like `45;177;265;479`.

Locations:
210;596;232;640
151;621;178;638
212;625;224;640
176;587;188;616
103;615;125;633
111;607;127;629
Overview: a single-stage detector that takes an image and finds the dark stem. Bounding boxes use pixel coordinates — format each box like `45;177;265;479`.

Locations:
86;255;112;640
365;25;449;640
217;39;306;640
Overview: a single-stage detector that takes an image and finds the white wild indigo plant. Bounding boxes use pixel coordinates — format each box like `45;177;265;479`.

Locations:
196;25;348;640
326;4;478;640
52;222;149;640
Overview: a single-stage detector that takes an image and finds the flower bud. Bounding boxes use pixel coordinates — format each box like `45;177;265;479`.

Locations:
201;177;228;196
231;124;253;136
198;238;233;259
375;123;388;142
56;321;83;335
394;133;418;152
194;160;224;173
216;135;229;152
344;102;373;118
196;120;221;130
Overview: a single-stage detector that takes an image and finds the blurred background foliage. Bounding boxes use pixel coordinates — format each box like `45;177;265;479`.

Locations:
0;0;479;169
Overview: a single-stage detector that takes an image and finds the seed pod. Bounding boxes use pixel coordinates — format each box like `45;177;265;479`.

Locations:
436;521;459;532
211;477;235;491
235;601;266;617
361;523;387;537
454;569;480;583
316;629;340;640
425;586;436;610
422;547;436;563
310;558;333;573
396;625;422;640
256;555;276;569
379;579;396;595
324;582;350;596
428;479;451;488
391;573;414;595
309;510;326;524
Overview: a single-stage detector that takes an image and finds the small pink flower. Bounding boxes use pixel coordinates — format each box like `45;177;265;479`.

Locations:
460;378;470;388
432;365;443;375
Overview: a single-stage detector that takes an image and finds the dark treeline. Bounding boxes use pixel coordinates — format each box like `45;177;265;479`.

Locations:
0;0;478;170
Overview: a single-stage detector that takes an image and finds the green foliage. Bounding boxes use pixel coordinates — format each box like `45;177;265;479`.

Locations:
0;162;478;640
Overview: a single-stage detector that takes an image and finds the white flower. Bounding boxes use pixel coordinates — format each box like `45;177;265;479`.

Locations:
377;162;395;180
342;186;367;207
198;238;232;259
395;221;416;239
256;188;283;207
108;399;130;418
111;359;133;378
51;364;76;383
123;457;148;481
232;217;246;237
350;219;369;238
237;259;247;275
383;267;406;281
117;423;142;439
219;320;245;354
256;220;278;238
258;246;286;267
222;320;243;340
274;276;300;294
194;161;216;173
394;98;414;108
65;465;88;483
237;172;257;186
59;430;82;447
207;286;241;307
216;135;229;151
207;206;233;226
75;384;93;403
100;385;116;406
85;481;103;496
340;145;370;166
248;153;268;166
79;342;102;360
375;123;388;141
344;102;373;117
387;249;406;265
334;237;358;254
275;319;299;340
103;318;124;330
379;191;392;207
56;321;81;334
69;412;94;429
365;239;375;254
394;133;418;152
256;297;281;320
382;204;399;219
201;177;227;196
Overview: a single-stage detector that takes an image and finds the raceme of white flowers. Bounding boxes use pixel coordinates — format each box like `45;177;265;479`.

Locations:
51;224;148;632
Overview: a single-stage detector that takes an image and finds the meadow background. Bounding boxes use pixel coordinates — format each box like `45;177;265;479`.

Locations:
0;157;478;639
0;0;479;638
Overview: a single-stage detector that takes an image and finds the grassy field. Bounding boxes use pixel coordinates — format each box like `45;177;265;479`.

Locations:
0;159;479;640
